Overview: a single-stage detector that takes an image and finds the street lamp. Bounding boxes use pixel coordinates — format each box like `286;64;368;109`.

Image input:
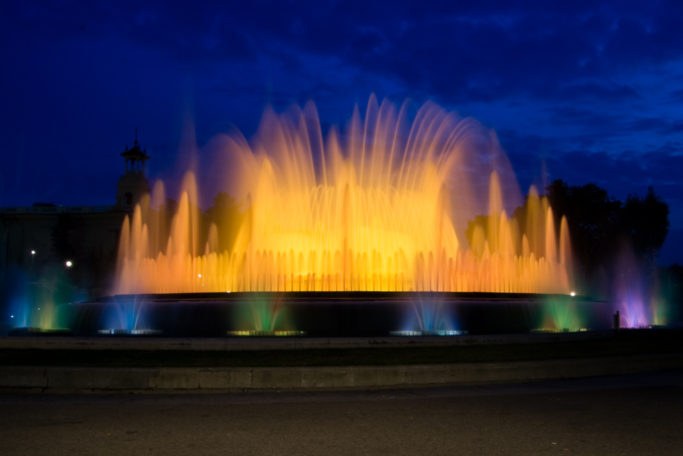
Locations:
29;249;37;270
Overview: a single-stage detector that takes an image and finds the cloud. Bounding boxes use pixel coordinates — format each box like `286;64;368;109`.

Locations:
499;128;683;199
2;0;683;262
557;83;640;102
5;2;683;107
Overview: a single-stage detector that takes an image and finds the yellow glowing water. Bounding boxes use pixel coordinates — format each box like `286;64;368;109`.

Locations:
115;97;573;294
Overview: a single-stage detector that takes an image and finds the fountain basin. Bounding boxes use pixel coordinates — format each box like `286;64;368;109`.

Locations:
66;292;608;337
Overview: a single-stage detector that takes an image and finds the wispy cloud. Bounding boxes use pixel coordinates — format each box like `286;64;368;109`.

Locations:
1;0;683;261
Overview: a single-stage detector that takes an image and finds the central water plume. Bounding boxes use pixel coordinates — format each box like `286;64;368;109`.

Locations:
115;97;573;295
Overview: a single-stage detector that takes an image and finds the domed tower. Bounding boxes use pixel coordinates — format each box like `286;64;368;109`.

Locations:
116;129;150;210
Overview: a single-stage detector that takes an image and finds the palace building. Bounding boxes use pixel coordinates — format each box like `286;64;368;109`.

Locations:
0;134;151;296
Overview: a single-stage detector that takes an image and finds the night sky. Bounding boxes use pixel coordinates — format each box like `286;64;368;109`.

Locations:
2;1;683;264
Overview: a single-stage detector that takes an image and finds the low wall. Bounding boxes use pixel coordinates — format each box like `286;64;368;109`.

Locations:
2;354;682;393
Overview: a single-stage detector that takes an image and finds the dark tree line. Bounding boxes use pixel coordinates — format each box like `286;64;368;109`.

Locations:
466;179;671;298
545;180;669;273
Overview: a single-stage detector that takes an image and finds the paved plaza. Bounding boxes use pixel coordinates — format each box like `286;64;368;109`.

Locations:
2;371;682;455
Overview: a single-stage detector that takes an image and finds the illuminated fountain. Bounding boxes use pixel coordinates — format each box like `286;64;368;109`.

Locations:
392;295;462;336
98;295;160;335
227;295;304;336
612;243;668;329
5;267;75;335
536;294;585;332
109;97;586;336
116;98;573;294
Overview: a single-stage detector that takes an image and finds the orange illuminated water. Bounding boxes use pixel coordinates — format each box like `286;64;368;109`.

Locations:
114;97;573;294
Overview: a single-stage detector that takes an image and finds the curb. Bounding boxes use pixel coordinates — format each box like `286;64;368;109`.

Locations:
0;332;611;351
2;354;682;393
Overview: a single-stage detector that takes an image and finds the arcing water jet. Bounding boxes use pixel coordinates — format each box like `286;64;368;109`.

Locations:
115;97;574;296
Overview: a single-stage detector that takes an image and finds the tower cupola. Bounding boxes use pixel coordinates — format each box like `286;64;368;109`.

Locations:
116;129;150;210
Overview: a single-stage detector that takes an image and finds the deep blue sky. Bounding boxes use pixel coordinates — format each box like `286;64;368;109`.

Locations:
1;1;683;264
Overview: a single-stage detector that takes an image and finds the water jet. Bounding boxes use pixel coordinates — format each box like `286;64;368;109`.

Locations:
63;98;606;336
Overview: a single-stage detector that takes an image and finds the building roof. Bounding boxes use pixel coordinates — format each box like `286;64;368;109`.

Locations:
120;139;150;161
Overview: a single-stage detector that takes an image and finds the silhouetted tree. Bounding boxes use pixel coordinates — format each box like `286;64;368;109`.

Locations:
463;180;671;296
545;180;624;275
541;180;669;297
546;180;669;267
621;187;669;264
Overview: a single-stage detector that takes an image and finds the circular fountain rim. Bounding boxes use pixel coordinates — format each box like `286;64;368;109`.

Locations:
79;291;606;305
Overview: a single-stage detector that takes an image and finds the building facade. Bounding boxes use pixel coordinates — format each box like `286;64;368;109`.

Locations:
0;136;150;297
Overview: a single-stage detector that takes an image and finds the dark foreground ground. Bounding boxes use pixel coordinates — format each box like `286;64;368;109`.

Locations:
2;371;682;456
3;329;682;367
